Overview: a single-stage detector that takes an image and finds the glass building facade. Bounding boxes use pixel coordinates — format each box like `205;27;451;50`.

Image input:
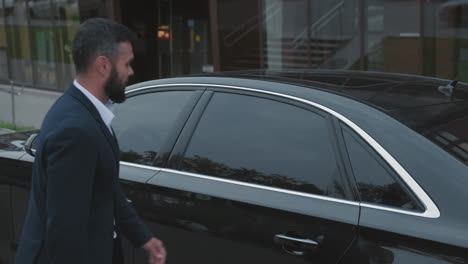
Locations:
1;0;468;91
0;0;114;91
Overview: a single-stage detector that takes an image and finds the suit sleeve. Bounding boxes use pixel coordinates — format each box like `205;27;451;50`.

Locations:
44;126;97;264
114;183;153;247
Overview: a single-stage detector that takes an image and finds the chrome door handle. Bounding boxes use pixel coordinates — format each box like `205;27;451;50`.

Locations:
274;234;319;246
274;234;320;256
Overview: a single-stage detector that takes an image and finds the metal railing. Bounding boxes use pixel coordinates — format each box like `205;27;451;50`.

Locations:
0;80;24;128
222;0;346;51
292;1;345;50
223;1;282;47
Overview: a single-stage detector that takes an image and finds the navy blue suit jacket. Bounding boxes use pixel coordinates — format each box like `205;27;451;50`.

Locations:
15;84;153;264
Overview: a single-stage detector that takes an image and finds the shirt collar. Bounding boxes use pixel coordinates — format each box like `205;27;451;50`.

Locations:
73;80;115;129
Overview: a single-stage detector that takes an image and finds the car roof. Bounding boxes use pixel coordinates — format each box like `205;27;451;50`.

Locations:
196;69;468;111
128;69;468;106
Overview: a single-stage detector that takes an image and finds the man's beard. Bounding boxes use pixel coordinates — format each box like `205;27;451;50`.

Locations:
104;67;127;104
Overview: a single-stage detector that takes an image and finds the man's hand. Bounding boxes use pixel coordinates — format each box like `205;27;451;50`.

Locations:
142;237;167;264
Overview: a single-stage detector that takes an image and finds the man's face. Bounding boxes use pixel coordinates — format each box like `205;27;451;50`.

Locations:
104;42;134;103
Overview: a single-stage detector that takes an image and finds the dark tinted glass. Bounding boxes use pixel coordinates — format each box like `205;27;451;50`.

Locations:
342;128;421;211
180;92;345;198
113;91;195;166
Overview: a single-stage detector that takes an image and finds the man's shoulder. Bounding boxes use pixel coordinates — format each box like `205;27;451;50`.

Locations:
41;94;99;138
40;122;99;151
51;91;85;113
43;93;95;125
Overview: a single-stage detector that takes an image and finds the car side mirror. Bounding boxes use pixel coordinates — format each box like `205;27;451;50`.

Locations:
24;133;38;157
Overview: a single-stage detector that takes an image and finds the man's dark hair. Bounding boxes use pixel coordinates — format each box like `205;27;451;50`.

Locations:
72;18;134;74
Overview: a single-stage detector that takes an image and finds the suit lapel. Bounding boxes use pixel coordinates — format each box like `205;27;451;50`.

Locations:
66;84;120;165
110;126;120;164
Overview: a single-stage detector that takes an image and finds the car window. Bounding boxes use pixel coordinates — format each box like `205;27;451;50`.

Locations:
113;91;196;166
341;126;423;211
178;92;346;198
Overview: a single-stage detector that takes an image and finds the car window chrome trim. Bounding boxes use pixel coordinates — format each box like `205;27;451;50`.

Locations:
126;83;440;219
122;162;433;217
120;161;161;171
156;168;360;206
360;202;428;217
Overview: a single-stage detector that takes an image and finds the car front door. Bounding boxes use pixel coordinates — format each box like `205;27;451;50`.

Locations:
111;86;205;264
133;88;360;263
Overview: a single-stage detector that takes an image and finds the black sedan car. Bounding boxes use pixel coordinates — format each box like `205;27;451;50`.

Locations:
1;70;467;264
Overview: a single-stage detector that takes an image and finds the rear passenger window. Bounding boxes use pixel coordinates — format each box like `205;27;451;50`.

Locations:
179;92;346;199
341;126;423;211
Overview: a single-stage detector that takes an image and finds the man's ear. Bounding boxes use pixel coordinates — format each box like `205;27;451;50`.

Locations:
94;56;111;76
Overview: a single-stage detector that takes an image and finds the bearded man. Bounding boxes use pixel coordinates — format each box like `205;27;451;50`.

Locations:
15;18;166;264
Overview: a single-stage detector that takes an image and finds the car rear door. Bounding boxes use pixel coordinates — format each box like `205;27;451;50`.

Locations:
134;87;360;263
336;122;466;263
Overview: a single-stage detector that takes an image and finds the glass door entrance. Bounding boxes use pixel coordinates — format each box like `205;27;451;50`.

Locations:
121;0;211;83
160;0;211;77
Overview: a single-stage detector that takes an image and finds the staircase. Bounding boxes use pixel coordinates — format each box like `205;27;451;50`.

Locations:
222;1;353;71
226;37;351;70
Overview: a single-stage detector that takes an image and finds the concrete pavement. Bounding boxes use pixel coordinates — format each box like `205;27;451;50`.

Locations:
0;83;61;129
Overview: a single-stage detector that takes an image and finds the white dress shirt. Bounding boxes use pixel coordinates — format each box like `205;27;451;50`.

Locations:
73;80;114;134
